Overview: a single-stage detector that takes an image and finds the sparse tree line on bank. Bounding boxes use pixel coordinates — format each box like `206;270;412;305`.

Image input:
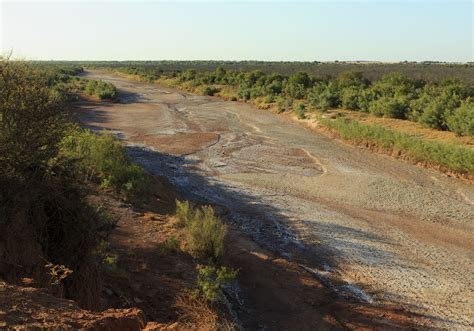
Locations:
107;64;473;177
116;66;473;136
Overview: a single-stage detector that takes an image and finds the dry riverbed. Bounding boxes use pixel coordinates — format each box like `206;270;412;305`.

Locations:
78;70;474;329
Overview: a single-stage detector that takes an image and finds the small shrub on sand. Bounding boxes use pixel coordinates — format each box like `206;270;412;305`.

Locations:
295;103;306;119
175;200;227;260
84;79;117;100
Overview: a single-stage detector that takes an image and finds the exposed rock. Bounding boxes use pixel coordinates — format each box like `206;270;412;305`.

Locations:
0;282;146;330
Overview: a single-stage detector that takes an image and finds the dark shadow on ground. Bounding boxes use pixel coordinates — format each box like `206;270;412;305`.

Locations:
117;90;141;104
121;145;445;329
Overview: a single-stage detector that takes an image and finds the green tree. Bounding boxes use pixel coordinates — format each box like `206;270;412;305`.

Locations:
0;60;66;183
369;97;410;119
446;100;474;136
341;86;363;110
417;98;449;130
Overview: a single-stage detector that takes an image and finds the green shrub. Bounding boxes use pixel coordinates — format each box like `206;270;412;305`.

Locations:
417;98;449;130
307;83;340;111
368;97;410;119
295;103;306;119
276;97;293;113
265;81;283;95
85;80;117;99
341;86;362;110
239;88;252;100
447;101;474;136
357;89;377;112
264;94;275;103
336;70;369;88
196;265;238;302
372;72;416;98
175;200;227;260
0;61;67;183
287;71;312;88
60;129;151;199
284;83;307;99
175;199;192;226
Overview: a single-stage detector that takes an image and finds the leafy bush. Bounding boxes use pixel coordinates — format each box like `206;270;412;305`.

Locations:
84;80;117;99
0;61;67;183
95;204;118;231
372;72;417;98
175;200;227;260
336;70;369;88
295;103;306;119
307;83;340;111
284;83;307;99
264;94;275;103
368;96;410;119
265;80;283;95
196;265;238;302
276;97;293;113
417;98;449;130
60;130;151;199
341;86;362;110
175;199;192;226
447;101;474;136
287;71;312;89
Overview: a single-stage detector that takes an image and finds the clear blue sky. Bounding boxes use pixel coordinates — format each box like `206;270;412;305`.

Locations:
1;1;473;62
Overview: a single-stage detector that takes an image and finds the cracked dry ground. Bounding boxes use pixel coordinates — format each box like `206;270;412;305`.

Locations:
77;70;474;329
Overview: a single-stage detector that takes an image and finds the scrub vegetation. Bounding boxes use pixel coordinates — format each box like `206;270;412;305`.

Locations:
175;199;237;303
60;130;152;199
0;58;239;328
0;59;163;309
84;79;117;100
0;59;104;308
175;200;227;261
88;61;473;176
89;63;473;135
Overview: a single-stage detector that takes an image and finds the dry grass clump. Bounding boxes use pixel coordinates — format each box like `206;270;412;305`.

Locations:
174;293;236;331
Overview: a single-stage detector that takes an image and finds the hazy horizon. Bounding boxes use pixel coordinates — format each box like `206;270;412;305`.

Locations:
1;1;473;62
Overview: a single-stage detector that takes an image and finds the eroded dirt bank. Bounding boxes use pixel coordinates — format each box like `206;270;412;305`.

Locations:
78;70;474;329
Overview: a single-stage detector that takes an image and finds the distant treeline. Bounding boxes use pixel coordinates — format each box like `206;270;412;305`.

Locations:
34;60;474;84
